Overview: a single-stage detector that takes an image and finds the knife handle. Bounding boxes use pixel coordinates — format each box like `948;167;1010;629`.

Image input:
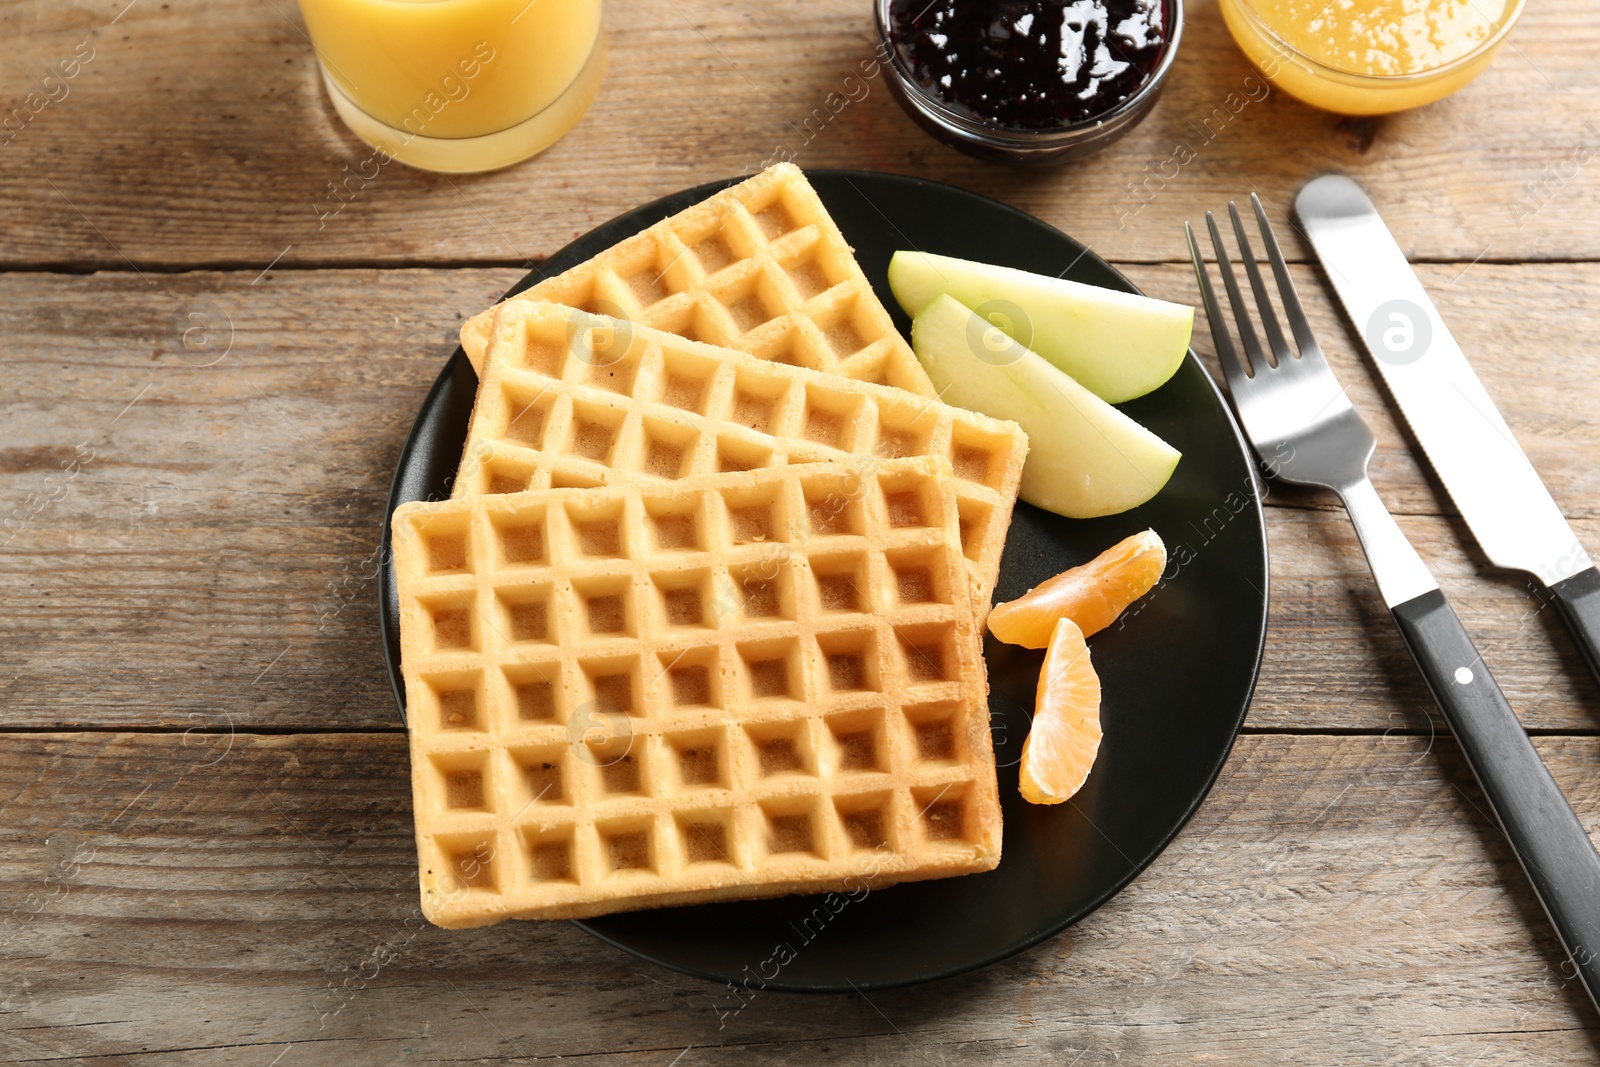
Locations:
1391;589;1600;1010
1549;567;1600;694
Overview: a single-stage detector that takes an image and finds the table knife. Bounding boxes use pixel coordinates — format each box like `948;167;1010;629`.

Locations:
1296;175;1600;692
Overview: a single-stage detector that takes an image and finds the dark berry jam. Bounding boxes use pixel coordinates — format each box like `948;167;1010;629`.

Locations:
887;0;1171;129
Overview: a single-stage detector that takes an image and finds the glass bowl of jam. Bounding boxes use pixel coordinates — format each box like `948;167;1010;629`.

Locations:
877;0;1183;165
1218;0;1524;115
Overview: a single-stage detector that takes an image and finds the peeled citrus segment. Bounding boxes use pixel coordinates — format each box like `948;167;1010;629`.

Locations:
1019;618;1103;805
988;529;1166;648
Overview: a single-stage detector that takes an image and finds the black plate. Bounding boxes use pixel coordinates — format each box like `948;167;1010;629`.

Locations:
379;170;1268;992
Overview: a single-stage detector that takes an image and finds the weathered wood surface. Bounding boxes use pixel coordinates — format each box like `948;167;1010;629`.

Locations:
0;0;1596;270
3;265;1596;732
1;731;1596;1064
5;0;1600;1051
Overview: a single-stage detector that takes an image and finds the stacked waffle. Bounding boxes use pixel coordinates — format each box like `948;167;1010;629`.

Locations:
394;164;1028;927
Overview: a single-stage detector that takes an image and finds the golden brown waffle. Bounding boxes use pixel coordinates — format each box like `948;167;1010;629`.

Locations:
456;300;1027;608
393;455;1001;927
459;163;937;398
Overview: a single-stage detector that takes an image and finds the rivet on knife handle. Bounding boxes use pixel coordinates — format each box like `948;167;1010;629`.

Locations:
1391;588;1600;1005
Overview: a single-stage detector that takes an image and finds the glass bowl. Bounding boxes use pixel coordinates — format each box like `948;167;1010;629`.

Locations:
874;0;1184;165
1218;0;1526;115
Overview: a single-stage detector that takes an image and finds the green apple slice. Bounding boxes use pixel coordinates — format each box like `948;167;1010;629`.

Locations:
912;294;1180;519
889;250;1193;404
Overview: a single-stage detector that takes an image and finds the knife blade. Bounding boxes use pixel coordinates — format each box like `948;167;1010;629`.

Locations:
1296;174;1600;690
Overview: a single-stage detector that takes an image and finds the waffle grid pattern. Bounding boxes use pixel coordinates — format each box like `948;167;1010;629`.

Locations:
455;300;1027;607
394;457;1001;926
459;163;937;398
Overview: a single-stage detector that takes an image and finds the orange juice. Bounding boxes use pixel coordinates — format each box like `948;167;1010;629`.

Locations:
1220;0;1524;114
297;0;604;172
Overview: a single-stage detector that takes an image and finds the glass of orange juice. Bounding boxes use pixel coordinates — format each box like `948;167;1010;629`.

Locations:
1219;0;1525;114
296;0;605;173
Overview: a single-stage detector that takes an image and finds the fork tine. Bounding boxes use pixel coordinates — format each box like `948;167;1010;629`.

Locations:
1204;210;1268;377
1251;193;1322;360
1228;201;1293;366
1185;221;1252;388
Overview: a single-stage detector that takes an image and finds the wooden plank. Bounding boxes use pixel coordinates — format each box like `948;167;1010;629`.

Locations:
0;731;1596;1062
0;267;524;732
1251;507;1600;732
8;262;1588;522
2;266;1596;731
0;0;1595;269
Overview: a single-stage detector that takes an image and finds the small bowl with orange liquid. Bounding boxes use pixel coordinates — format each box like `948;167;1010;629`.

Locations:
1219;0;1526;115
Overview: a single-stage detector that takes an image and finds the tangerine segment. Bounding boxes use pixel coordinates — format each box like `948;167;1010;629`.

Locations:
1019;618;1102;805
988;529;1166;648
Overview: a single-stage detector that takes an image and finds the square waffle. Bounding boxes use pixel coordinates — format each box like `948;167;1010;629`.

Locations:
392;455;1002;927
456;300;1027;608
458;163;938;398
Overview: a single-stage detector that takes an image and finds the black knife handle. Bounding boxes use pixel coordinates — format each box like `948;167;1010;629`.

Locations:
1392;589;1600;1009
1550;567;1600;694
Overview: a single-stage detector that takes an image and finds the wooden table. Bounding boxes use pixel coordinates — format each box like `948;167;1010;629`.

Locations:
3;0;1598;1061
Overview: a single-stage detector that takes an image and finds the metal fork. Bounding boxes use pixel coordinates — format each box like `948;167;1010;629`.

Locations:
1189;195;1600;1012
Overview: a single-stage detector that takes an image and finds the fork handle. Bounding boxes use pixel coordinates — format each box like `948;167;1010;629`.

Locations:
1549;567;1600;694
1392;589;1600;1010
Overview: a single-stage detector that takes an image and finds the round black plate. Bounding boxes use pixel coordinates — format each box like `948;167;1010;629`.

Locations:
379;170;1268;992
